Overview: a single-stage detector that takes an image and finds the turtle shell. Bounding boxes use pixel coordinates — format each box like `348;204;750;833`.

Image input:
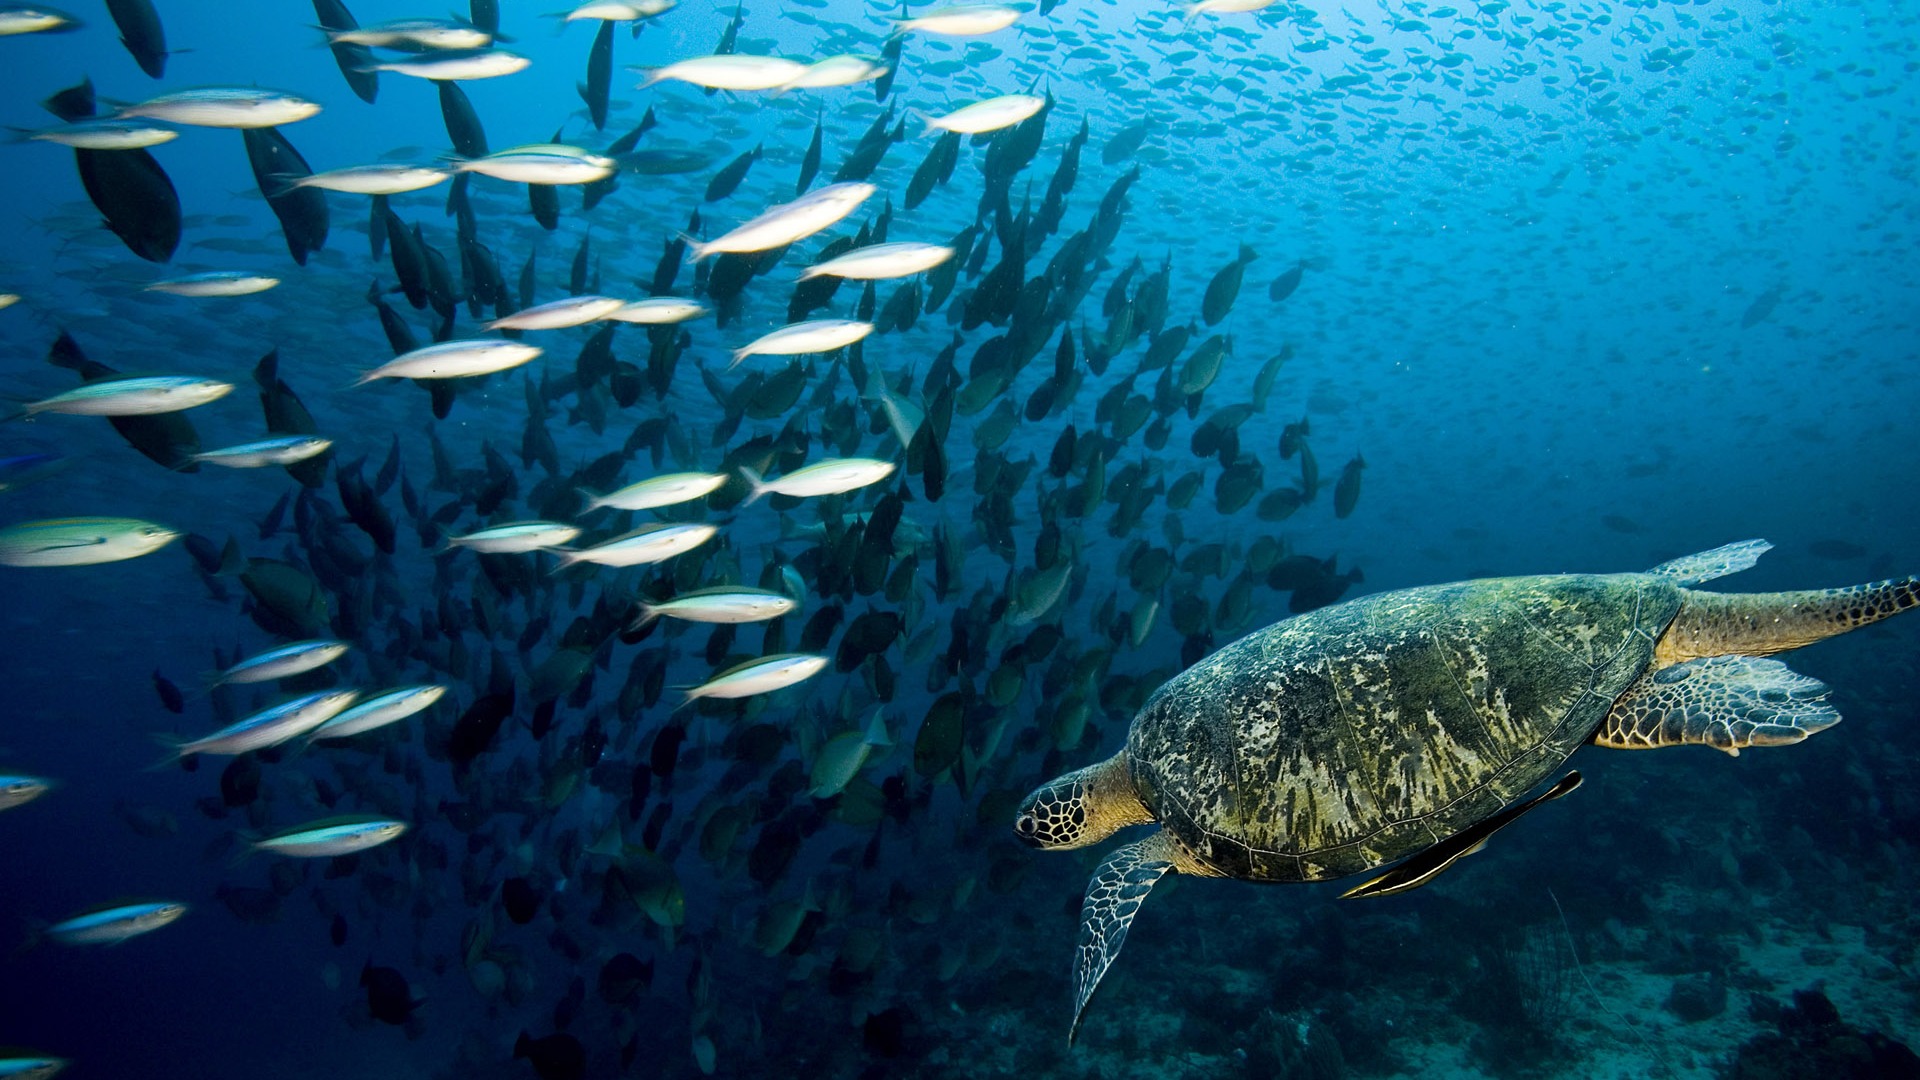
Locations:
1125;573;1683;883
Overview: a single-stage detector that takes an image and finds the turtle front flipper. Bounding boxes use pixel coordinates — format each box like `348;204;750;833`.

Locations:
1656;576;1920;666
1340;771;1583;899
1070;831;1179;1046
1592;656;1840;755
1645;538;1773;585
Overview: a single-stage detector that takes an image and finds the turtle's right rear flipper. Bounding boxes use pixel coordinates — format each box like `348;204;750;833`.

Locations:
1658;576;1920;664
1592;656;1840;756
1070;833;1176;1047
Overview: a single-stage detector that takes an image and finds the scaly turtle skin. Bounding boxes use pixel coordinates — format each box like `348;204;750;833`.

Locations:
1015;540;1920;1045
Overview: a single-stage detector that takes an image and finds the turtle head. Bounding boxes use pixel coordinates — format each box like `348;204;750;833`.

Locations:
1014;755;1150;850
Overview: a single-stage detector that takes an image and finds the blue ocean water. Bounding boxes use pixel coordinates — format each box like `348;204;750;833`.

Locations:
0;1;1916;1078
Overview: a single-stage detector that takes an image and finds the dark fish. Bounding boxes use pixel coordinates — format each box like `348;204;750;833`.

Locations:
797;114;823;195
913;693;964;778
219;756;261;808
152;669;184;714
1602;514;1644;535
501;877;541;924
243;127;328;266
1808;539;1867;561
1201;243;1255;326
312;0;378;103
618;148;711;175
216;884;281;925
1342;772;1583;899
439;81;488;159
597;953;651;1004
864;1007;909;1057
446;691;514;766
581;18;613;130
649;724;685;786
330;913;348;947
1333;454;1364;519
106;0;168;78
1268;259;1305;303
361;961;420;1025
253;349;330;489
905;132;960;210
42;78;180;263
240;558;330;638
705;143;761;202
530;183;559;231
514;1031;585;1080
1740;285;1782;329
1102;116;1156;165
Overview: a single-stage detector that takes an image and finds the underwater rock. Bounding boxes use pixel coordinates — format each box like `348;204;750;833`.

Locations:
1666;973;1729;1022
1722;987;1920;1080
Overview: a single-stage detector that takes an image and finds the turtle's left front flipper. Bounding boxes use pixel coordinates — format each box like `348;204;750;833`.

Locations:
1592;656;1840;755
1070;831;1179;1047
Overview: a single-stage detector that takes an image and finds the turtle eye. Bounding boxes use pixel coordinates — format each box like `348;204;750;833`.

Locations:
1014;814;1039;841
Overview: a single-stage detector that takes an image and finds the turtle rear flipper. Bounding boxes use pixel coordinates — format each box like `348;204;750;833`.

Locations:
1592;656;1839;755
1657;576;1920;665
1070;832;1178;1046
1645;539;1772;585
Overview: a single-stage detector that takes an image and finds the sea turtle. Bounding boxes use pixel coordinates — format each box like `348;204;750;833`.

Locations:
1015;540;1919;1043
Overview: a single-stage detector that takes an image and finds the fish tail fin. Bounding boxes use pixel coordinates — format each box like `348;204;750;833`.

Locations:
16;919;47;955
737;466;769;505
546;549;583;575
627;602;660;632
575;486;605;511
145;734;187;772
265;172;307;197
225;833;261;870
216;535;245;577
675;231;709;262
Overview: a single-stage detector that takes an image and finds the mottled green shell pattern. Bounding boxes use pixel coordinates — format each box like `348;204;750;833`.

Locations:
1125;573;1685;883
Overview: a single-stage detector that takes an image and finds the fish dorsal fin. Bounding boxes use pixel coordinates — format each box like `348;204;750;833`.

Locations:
1340;771;1583;901
1071;831;1179;1046
1646;539;1771;585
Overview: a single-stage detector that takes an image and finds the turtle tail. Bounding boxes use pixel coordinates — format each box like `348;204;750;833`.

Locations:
1656;576;1920;666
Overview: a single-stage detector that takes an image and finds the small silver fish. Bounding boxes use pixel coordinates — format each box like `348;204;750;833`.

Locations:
308;685;446;740
680;653;828;707
170;690;360;757
631;586;798;628
190;435;332;469
0;517;179;567
116;88;321;129
214;640;349;685
15;375;233;417
252;816;408;858
41;900;187;946
444;521;581;554
553;523;717;569
0;773;53;811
